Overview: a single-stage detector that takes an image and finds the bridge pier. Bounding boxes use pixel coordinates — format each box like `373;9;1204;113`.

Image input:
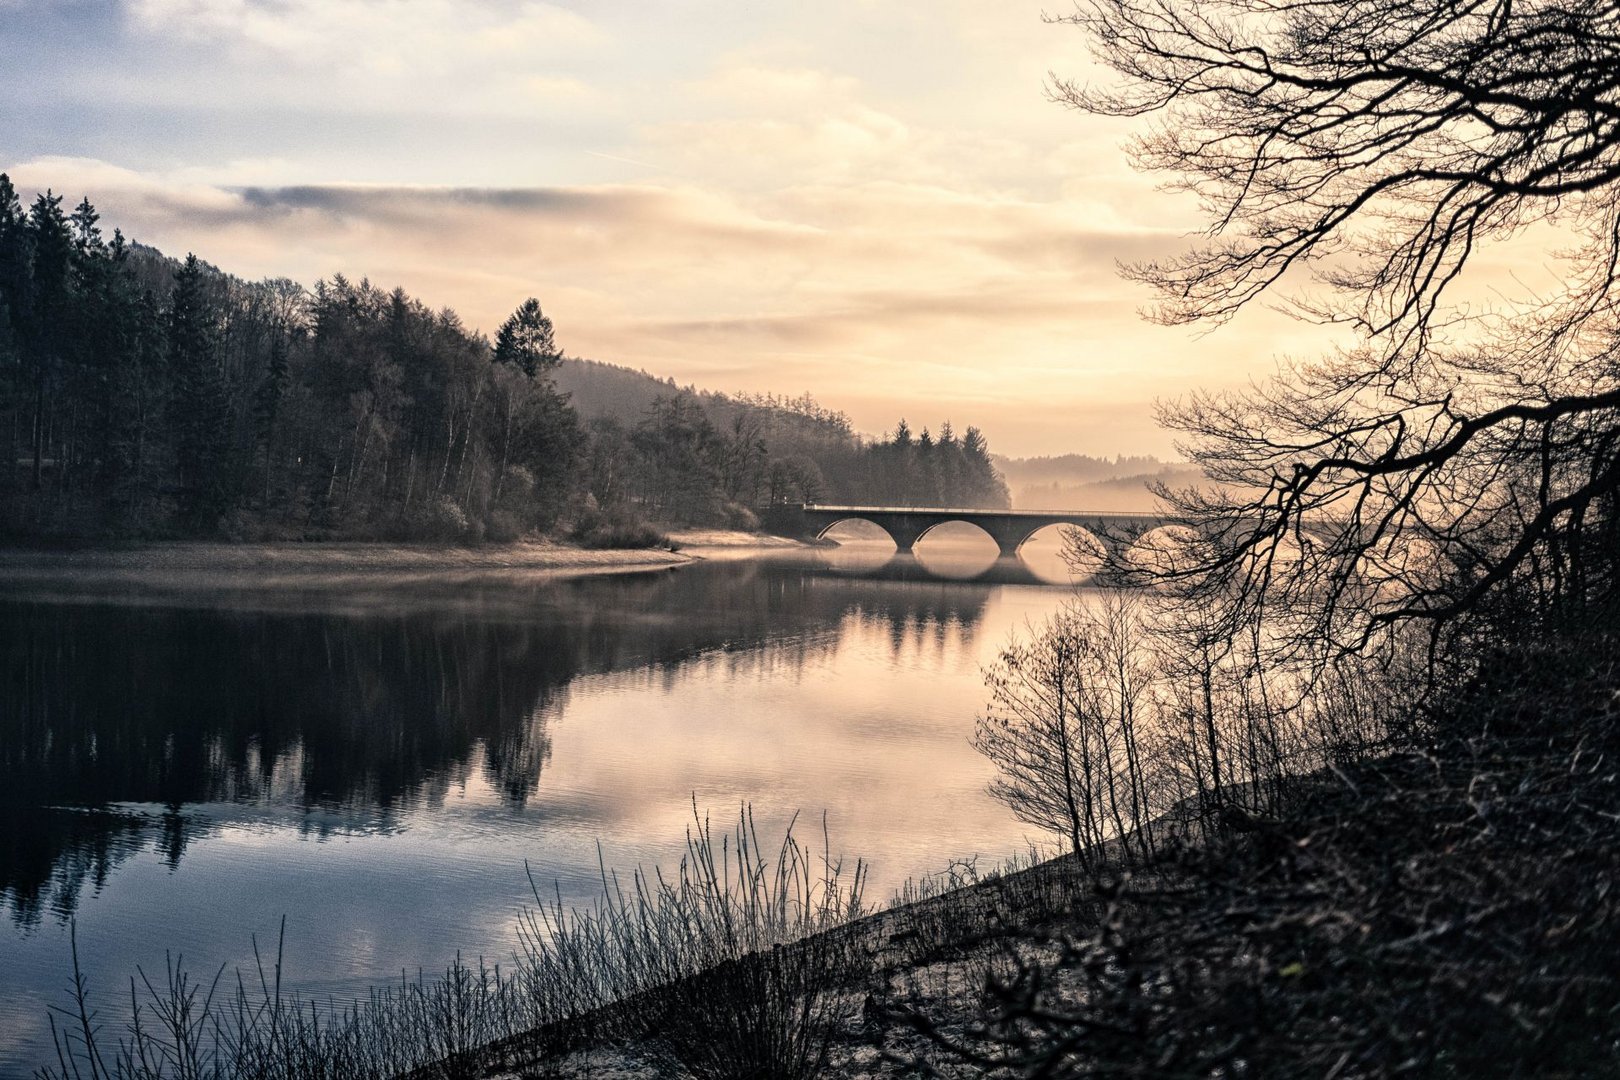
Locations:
981;523;1026;559
886;522;928;554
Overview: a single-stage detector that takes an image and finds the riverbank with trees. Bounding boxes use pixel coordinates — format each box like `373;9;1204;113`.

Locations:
0;191;1010;547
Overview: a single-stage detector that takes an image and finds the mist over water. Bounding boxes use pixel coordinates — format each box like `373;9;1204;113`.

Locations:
0;542;1079;1076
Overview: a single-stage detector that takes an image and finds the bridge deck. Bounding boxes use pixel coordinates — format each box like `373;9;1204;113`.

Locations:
803;504;1163;519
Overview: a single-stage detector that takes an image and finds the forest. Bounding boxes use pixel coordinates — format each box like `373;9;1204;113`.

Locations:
0;178;1008;544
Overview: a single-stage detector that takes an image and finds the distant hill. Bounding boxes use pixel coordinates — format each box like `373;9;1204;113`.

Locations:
553;358;691;421
557;361;1203;512
555;358;850;436
995;453;1204;512
554;357;862;467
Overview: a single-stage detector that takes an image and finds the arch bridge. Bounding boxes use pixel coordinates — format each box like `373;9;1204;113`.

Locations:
763;504;1173;560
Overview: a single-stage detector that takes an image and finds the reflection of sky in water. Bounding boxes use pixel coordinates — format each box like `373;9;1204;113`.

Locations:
0;547;1073;1077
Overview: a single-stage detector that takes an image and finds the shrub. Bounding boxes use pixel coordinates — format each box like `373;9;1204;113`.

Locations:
40;920;526;1080
393;494;474;543
485;509;525;543
567;506;671;550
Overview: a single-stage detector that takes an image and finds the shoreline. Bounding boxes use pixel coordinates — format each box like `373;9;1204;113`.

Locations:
0;532;811;601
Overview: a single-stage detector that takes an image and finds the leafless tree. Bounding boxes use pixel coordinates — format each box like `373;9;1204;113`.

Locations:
1053;0;1620;666
976;612;1100;867
1086;593;1159;862
975;599;1164;869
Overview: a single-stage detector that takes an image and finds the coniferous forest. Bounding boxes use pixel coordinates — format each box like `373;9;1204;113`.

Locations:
0;179;1009;543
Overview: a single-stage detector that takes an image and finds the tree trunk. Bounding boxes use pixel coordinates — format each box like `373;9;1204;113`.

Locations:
1202;662;1223;803
439;409;458;493
31;375;44;491
1053;657;1087;868
403;446;416;514
493;392;514;504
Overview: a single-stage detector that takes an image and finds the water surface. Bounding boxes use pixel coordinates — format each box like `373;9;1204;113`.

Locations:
0;540;1077;1075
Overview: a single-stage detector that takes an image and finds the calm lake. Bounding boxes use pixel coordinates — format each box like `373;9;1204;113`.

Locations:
0;536;1079;1076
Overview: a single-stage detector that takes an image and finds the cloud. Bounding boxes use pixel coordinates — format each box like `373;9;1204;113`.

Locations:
95;0;612;125
128;0;604;67
234;184;618;219
0;0;1356;456
4;153;1339;455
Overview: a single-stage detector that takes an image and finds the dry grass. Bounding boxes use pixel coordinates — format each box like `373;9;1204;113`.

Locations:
39;806;870;1080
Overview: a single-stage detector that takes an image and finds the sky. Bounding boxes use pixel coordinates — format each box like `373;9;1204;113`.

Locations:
0;0;1352;457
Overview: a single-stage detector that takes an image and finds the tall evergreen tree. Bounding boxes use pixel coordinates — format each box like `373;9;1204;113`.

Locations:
492;297;560;379
66;198;131;501
0;174;30;346
0;176;30;492
70;197;102;255
25;190;73;491
169;254;233;527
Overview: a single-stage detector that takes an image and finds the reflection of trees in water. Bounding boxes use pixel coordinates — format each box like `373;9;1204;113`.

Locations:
1;809;149;929
0;603;573;926
883;609;974;666
0;604;572;812
0;559;993;927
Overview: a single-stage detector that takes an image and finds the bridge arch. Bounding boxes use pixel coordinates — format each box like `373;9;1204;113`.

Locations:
1014;522;1108;576
1020;521;1107;554
814;517;900;548
910;519;1000;551
816;518;894;544
910;521;1002;577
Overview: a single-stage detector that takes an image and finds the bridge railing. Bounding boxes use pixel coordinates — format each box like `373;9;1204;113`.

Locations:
798;504;1168;519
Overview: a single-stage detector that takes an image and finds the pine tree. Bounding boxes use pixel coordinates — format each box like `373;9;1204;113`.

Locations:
25;190;73;491
70;197;102;255
492;297;560;379
0;174;30;338
0;175;26;495
169;254;232;527
66;198;131;502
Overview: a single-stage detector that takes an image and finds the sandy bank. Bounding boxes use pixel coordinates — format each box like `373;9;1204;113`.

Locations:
665;527;807;550
0;533;814;602
0;537;690;582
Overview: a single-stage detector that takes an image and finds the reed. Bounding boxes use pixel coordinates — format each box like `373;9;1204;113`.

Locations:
508;802;868;1079
39;803;867;1080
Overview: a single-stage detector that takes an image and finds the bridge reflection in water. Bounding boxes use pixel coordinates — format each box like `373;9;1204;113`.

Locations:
810;545;1080;587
